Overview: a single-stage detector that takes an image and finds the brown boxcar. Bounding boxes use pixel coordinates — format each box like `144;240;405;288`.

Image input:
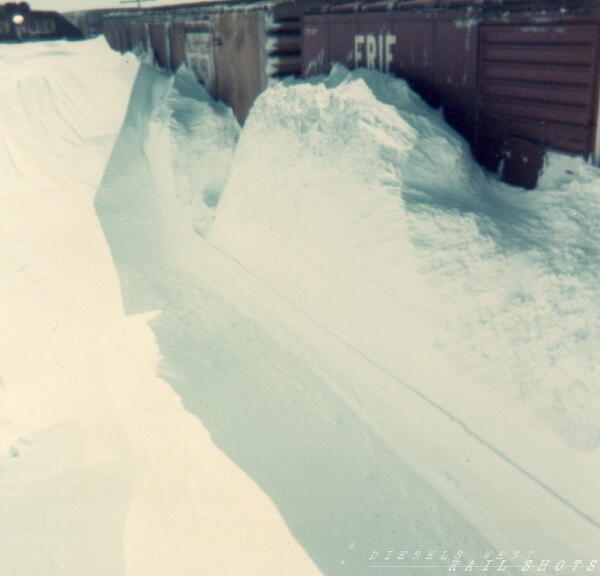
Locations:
100;0;314;123
96;0;600;187
303;0;600;187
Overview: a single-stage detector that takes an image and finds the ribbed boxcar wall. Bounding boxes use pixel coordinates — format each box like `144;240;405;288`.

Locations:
102;19;119;51
303;1;600;186
212;11;265;124
477;20;600;167
150;22;171;69
120;21;133;52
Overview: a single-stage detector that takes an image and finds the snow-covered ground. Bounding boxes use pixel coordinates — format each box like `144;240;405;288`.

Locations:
1;35;599;576
0;38;319;576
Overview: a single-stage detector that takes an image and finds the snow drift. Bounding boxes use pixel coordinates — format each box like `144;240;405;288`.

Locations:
97;58;599;571
2;36;599;576
0;40;319;576
213;66;600;455
209;66;600;558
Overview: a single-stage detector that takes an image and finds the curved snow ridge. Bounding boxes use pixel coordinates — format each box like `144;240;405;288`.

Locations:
210;66;600;547
95;63;323;576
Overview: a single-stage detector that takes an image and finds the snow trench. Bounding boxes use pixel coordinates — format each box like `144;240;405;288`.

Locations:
96;59;600;573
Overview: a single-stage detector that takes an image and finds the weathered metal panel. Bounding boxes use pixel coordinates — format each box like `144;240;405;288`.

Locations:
130;21;147;53
389;12;435;103
96;0;600;187
303;11;436;102
104;19;132;53
301;0;600;186
103;22;121;51
596;71;600;162
302;15;329;76
355;14;398;73
170;22;186;71
149;23;170;69
328;16;358;70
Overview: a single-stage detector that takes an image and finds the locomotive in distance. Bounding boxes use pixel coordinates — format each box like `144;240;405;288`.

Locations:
0;2;83;41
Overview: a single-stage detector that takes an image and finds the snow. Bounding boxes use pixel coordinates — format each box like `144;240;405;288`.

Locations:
212;66;600;453
0;38;319;576
1;36;599;576
208;66;600;558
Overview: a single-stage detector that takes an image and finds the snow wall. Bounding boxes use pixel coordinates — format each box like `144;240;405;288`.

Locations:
96;56;600;575
0;39;319;576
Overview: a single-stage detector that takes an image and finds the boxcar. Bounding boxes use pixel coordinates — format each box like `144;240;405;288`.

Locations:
303;0;600;188
94;0;600;187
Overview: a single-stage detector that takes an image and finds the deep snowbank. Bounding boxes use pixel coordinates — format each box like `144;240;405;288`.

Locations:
96;58;599;571
0;40;319;576
209;67;600;554
96;63;505;576
212;66;600;453
0;37;139;576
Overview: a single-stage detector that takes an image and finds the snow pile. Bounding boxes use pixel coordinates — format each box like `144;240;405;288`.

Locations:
407;151;600;452
212;66;600;453
208;66;600;557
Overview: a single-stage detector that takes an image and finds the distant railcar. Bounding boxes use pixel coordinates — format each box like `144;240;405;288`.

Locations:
0;2;84;42
80;0;600;187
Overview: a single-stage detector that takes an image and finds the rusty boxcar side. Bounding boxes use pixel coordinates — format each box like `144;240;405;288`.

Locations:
93;0;600;187
302;0;600;187
100;1;311;123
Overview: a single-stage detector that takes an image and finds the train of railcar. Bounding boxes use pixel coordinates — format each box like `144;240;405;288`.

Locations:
72;0;600;188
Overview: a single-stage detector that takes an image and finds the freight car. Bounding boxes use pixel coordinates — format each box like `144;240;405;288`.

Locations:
0;2;84;42
94;0;600;188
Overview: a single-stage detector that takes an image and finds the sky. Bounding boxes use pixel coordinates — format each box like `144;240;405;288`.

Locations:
34;0;129;11
32;0;200;13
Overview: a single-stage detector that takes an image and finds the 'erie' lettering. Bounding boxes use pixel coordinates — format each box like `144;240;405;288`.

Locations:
354;33;396;72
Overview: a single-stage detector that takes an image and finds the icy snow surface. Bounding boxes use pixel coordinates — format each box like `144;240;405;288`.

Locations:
1;37;599;576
